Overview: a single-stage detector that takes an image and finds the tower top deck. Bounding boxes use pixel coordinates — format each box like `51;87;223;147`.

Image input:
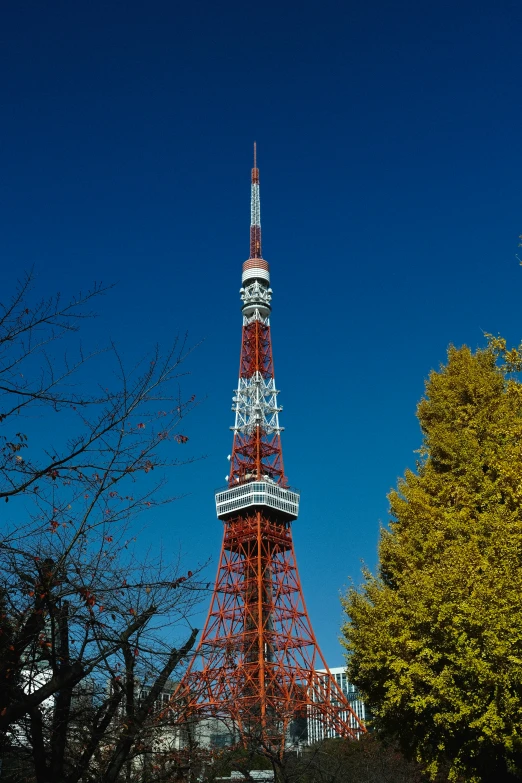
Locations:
215;480;300;521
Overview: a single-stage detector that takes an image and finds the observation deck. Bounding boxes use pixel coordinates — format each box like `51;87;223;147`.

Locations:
215;480;300;521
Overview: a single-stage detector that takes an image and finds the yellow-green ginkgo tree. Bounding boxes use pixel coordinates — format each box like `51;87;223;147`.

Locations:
342;337;522;783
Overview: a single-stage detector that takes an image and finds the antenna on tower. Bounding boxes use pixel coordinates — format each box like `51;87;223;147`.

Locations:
251;142;260;185
250;142;261;256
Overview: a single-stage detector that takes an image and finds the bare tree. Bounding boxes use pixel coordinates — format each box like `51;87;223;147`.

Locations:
173;715;425;783
0;272;204;782
193;734;425;783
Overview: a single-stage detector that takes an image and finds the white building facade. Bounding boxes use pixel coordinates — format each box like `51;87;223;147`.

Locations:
308;667;367;744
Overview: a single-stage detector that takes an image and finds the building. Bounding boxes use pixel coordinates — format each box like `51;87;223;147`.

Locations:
308;668;367;744
216;773;274;783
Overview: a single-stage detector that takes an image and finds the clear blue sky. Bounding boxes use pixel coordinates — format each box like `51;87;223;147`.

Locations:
2;0;522;663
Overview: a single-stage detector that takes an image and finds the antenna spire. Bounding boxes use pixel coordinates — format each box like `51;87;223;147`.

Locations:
250;143;261;258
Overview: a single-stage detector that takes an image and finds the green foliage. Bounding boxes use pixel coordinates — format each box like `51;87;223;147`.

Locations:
342;339;522;783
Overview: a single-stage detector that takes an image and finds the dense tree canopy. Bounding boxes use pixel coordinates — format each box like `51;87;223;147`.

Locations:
343;338;522;783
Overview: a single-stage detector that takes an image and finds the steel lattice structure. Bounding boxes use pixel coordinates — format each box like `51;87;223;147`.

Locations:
177;146;365;750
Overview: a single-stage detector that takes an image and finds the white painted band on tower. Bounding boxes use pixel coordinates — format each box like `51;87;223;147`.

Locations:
242;267;270;285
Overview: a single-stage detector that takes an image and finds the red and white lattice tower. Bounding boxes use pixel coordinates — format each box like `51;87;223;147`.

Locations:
179;146;365;749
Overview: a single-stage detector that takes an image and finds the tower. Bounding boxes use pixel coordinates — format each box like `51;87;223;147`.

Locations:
179;146;365;750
